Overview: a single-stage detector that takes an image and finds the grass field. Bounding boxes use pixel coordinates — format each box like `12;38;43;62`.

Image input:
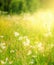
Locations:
0;10;54;65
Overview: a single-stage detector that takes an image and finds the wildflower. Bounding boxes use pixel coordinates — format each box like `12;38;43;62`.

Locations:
14;32;19;37
30;61;34;64
27;50;32;55
30;45;35;48
0;42;5;46
0;42;6;49
30;59;34;64
37;42;44;52
0;35;4;38
23;38;30;46
1;60;6;64
10;50;15;53
1;46;6;49
18;36;23;41
37;42;42;48
6;57;8;62
26;38;30;43
23;36;28;39
9;61;13;64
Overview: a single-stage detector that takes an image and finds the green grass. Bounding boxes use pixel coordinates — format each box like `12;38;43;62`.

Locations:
0;14;54;65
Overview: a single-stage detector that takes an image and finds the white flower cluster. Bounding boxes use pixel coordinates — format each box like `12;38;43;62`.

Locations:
10;50;15;53
23;36;30;46
27;50;32;55
14;31;30;46
14;32;20;37
36;42;44;52
0;42;6;50
0;57;13;65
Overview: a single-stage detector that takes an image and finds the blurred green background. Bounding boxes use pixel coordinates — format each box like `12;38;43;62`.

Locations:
0;0;51;14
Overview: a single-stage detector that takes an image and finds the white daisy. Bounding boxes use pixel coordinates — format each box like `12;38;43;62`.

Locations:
18;36;23;41
30;60;34;64
0;42;6;49
14;32;19;37
0;35;4;38
23;36;28;39
1;46;6;49
37;42;44;52
0;42;5;46
6;57;8;62
9;61;13;64
37;42;42;48
10;50;15;53
27;50;32;55
23;39;30;46
1;60;6;64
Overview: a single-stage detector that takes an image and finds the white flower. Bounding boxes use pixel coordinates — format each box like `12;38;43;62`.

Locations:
23;38;30;46
6;57;8;62
1;46;6;49
23;36;28;39
37;42;44;52
0;35;4;38
1;60;6;64
9;61;13;64
30;60;34;64
0;42;6;46
38;42;42;48
0;42;6;49
30;61;34;64
18;36;23;40
26;38;30;43
10;50;15;53
14;32;19;37
30;45;35;48
27;50;32;55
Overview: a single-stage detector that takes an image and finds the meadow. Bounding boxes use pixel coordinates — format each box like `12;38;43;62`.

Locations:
0;10;54;65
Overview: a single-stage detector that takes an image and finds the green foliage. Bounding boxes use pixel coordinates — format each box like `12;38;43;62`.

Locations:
0;0;11;12
0;0;41;14
10;0;23;14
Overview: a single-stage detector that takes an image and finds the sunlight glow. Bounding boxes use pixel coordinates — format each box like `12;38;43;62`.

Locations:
23;9;54;33
23;9;54;32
